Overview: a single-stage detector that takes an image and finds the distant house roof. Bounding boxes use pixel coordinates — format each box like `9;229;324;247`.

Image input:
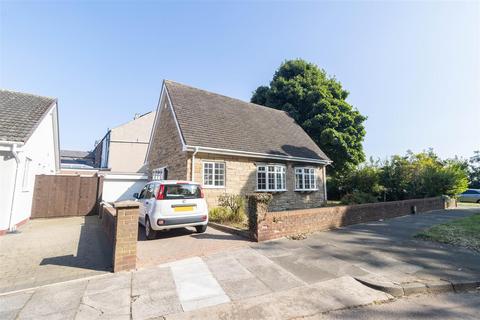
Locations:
60;149;95;168
0;89;56;143
163;80;331;162
60;150;93;159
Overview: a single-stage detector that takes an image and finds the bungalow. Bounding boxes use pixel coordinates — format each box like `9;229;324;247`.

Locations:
0;90;60;233
145;80;332;211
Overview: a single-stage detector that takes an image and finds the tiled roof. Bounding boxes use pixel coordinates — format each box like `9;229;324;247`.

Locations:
0;89;56;143
164;80;330;161
60;150;94;159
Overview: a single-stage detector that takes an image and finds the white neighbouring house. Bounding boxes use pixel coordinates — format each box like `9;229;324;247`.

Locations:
0;90;60;234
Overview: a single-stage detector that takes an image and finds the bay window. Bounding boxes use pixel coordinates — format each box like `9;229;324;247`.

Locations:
295;167;317;191
257;164;286;191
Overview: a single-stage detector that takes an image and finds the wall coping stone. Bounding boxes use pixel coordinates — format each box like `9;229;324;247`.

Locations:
113;200;140;209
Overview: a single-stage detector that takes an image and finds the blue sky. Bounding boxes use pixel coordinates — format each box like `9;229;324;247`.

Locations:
1;1;479;161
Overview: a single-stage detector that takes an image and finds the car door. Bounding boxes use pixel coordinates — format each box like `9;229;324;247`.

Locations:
143;183;157;219
137;184;149;225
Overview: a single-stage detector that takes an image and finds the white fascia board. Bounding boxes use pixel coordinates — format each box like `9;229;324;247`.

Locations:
0;141;25;146
144;83;165;164
144;82;188;165
164;85;187;150
184;145;332;165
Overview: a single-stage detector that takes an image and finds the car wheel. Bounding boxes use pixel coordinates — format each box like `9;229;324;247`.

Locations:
145;217;157;240
195;225;207;233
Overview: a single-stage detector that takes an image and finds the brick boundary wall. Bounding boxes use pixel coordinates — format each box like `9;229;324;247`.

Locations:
248;196;446;242
100;201;139;272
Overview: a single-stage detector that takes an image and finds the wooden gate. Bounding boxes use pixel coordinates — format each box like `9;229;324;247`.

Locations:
31;174;103;219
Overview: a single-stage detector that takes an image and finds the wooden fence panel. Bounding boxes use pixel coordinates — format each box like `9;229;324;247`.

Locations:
31;174;101;219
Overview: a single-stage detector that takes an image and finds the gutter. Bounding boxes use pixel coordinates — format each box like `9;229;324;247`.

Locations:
191;146;199;181
184;145;332;165
7;143;21;232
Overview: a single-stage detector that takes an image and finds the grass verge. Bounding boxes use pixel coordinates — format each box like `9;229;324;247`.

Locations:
415;213;480;252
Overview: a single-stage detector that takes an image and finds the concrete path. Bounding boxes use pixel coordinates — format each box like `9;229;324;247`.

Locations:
0;216;112;294
0;247;392;320
315;291;480;319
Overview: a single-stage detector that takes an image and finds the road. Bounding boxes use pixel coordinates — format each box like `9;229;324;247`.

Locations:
315;291;480;320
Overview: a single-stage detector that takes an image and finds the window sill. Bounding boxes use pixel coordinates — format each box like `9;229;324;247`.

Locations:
203;185;226;189
294;189;319;192
255;189;287;193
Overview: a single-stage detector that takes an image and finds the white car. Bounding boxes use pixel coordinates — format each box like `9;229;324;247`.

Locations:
458;189;480;203
134;180;208;240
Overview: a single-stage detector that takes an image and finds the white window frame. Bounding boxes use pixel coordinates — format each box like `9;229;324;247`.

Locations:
152;166;167;180
22;158;32;191
202;161;225;188
295;167;318;191
256;164;286;192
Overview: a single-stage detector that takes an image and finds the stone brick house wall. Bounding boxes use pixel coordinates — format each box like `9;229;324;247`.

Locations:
146;99;188;180
145;80;331;212
186;152;326;211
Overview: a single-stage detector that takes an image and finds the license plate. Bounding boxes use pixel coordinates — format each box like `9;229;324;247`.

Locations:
173;206;195;212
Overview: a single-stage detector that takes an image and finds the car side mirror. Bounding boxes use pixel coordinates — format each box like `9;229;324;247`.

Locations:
133;193;139;199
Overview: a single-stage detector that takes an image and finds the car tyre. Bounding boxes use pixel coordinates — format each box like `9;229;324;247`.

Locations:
195;225;207;233
145;217;157;240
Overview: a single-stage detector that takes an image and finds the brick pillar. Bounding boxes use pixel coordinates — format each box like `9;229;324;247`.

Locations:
246;193;272;242
112;200;139;272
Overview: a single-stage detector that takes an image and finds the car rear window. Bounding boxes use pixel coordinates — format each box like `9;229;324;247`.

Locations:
164;184;201;199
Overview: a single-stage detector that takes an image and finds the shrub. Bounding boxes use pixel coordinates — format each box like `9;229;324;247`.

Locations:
341;191;378;205
218;194;246;223
209;207;231;224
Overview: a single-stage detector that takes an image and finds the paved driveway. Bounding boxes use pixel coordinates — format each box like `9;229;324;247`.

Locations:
2;207;479;319
0;216;112;294
136;225;251;268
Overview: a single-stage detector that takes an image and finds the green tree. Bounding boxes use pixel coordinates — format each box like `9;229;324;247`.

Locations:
251;59;367;174
469;151;480;188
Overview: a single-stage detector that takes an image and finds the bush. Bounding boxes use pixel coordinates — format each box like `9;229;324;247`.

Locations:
209;207;231;224
341;191;379;205
218;194;246;223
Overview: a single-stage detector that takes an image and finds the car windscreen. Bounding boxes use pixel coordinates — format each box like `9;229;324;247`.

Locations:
164;184;201;199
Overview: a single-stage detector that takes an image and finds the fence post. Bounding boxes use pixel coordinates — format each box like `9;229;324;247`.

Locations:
96;174;104;215
112;200;139;272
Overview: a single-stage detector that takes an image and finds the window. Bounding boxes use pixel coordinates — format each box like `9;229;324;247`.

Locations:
203;162;225;187
163;184;202;199
257;164;286;191
138;184;148;199
22;158;32;191
152;167;167;180
295;167;317;191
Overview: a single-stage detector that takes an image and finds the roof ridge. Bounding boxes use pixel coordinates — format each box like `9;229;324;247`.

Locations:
164;80;287;114
0;88;56;101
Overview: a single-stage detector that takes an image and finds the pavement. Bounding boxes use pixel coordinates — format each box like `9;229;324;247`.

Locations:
0;248;393;320
1;207;479;319
0;216;112;294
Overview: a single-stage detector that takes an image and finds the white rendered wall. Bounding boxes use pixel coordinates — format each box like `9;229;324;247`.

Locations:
102;173;148;202
3;104;58;230
0;152;16;231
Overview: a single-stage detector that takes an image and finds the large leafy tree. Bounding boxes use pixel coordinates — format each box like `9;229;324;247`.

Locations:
251;59;366;174
469;151;480;188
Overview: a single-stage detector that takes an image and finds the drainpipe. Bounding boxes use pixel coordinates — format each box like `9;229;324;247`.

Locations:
323;166;328;203
8;144;21;232
191;147;199;182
